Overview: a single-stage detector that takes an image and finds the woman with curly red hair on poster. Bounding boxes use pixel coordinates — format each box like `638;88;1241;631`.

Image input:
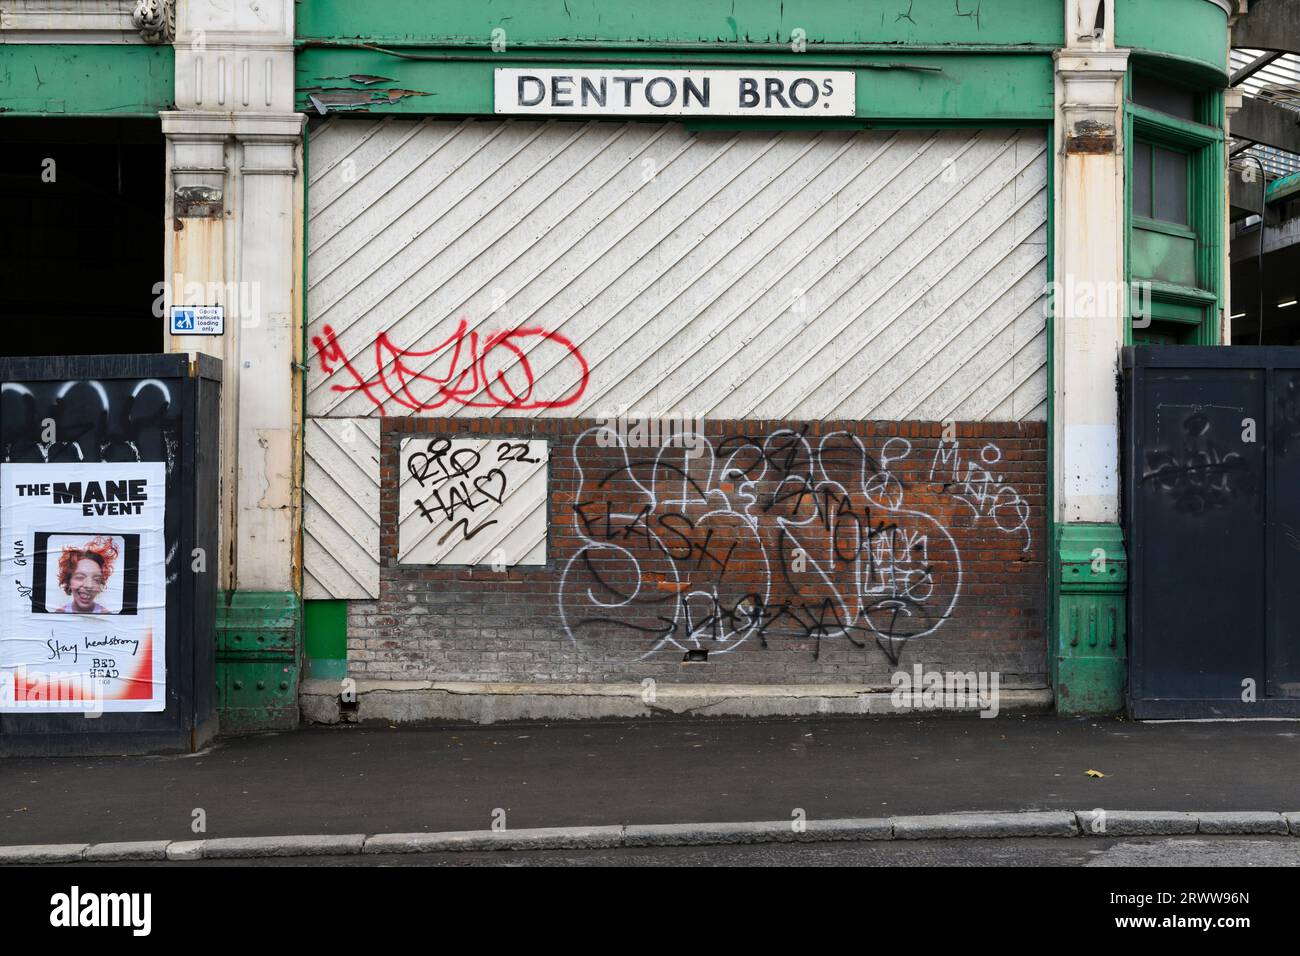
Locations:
54;536;119;615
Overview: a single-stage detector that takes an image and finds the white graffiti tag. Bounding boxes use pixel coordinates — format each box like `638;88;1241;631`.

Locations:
558;428;962;663
929;441;1032;552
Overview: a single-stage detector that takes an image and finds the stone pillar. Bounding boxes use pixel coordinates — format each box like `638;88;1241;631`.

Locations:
1224;87;1245;345
1050;0;1130;713
161;0;303;730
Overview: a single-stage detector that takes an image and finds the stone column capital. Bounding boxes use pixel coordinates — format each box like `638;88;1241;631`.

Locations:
1055;49;1130;155
161;110;305;140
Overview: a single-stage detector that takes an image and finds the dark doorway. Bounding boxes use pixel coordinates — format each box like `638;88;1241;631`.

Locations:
1124;346;1300;717
0;118;163;357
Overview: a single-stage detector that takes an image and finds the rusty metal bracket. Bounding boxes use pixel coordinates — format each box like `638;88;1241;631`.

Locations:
173;183;224;218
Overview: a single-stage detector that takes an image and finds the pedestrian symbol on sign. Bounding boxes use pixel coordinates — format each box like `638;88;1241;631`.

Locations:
174;309;195;331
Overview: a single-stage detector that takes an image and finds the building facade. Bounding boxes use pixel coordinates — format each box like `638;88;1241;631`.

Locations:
0;0;1240;728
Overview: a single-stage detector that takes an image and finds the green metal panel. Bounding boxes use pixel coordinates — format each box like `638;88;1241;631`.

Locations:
0;45;175;117
1268;171;1300;204
216;590;302;733
298;0;1064;48
217;660;299;722
304;599;348;681
296;50;1054;119
1053;524;1127;714
1132;227;1198;287
1115;0;1228;83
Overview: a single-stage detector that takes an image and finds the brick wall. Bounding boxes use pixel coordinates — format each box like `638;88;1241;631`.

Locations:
356;418;1048;687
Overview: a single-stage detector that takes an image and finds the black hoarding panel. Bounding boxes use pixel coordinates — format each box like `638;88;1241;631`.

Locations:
1269;369;1300;700
0;354;221;754
1124;347;1300;718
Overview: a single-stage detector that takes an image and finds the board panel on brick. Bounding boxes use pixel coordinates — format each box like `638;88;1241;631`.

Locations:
399;437;549;565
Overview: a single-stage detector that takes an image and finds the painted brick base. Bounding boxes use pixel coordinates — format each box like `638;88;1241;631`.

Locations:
351;419;1047;688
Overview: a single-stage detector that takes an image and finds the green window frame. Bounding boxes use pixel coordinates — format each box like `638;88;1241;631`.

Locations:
1124;69;1225;346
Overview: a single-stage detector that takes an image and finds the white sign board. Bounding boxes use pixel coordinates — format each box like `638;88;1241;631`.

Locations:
0;462;168;713
495;68;856;117
399;438;548;566
170;305;224;336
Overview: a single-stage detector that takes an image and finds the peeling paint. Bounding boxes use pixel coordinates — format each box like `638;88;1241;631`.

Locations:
256;428;293;511
314;73;399;85
305;87;432;114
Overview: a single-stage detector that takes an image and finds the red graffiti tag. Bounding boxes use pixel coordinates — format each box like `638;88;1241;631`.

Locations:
312;319;589;415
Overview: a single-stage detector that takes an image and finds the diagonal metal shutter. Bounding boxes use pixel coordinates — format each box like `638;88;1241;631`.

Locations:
305;118;1048;423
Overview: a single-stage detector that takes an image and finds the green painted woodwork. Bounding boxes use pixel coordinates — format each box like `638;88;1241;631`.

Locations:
297;0;1065;49
216;590;302;733
1195;88;1226;345
1124;79;1226;346
0;44;175;117
297;50;1054;120
1115;0;1229;83
1052;524;1127;714
1129;103;1222;143
1141;288;1216;324
1132;324;1184;345
304;599;348;681
1268;171;1300;204
1132;226;1197;288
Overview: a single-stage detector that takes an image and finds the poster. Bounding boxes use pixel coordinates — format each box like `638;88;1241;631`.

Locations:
0;462;167;714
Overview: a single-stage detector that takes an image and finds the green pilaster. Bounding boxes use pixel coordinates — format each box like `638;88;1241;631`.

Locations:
1052;524;1127;714
216;591;302;732
304;599;349;681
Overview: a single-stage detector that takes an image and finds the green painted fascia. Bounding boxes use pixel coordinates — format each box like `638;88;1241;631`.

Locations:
297;0;1064;48
0;44;175;117
297;50;1054;120
1268;171;1300;204
1115;0;1229;83
304;599;348;680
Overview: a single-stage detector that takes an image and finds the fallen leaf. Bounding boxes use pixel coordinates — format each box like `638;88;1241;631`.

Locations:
1085;769;1106;778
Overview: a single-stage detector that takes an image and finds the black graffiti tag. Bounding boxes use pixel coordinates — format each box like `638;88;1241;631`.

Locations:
558;427;964;664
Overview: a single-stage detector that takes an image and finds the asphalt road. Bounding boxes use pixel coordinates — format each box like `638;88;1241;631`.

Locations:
3;715;1300;846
